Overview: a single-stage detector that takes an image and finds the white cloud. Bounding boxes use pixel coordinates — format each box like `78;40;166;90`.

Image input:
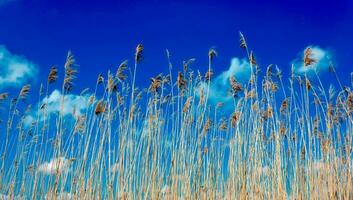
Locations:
24;90;90;126
41;90;90;116
218;57;251;84
292;46;332;75
37;157;71;175
0;45;38;87
197;57;250;106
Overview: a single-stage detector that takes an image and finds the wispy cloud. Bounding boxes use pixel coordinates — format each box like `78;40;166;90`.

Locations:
197;57;250;108
40;90;90;116
24;90;91;126
37;157;71;175
292;46;333;75
0;45;38;88
218;57;252;83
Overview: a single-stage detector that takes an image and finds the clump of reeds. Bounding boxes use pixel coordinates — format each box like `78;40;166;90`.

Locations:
0;33;352;200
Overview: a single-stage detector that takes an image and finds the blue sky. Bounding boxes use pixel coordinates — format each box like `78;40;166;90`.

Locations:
0;0;353;96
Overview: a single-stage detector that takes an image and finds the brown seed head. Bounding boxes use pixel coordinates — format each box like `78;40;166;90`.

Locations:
135;44;143;62
230;111;240;128
208;48;217;61
116;60;128;81
183;97;192;113
239;31;247;50
95;101;105;115
205;69;213;82
304;47;317;66
19;84;31;99
48;66;58;84
0;93;8;101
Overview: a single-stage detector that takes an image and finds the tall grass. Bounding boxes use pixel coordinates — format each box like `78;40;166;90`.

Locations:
0;36;352;200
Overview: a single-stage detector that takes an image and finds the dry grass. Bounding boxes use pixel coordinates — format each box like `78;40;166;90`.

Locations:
0;35;352;200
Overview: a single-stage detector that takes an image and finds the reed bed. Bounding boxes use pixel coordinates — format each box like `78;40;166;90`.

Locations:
0;34;352;200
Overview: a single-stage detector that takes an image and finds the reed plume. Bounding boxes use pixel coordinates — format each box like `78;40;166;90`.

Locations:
249;51;256;65
183;97;192;113
95;100;105;115
19;84;31;99
230;76;242;96
230;111;240;128
0;93;8;101
205;69;213;82
304;47;316;66
177;72;187;90
239;31;247;50
48;66;58;84
149;75;162;93
208;48;217;61
107;73;117;92
116;60;128;81
183;58;196;72
63;51;77;92
135;44;143;62
280;98;289;115
97;74;104;84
